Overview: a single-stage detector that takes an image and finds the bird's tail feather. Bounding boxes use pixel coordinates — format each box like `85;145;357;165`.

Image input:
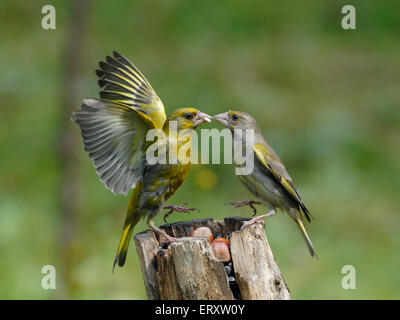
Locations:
113;182;142;271
294;211;318;258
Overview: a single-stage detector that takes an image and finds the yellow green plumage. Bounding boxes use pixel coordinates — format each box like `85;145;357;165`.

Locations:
73;52;211;269
214;110;317;257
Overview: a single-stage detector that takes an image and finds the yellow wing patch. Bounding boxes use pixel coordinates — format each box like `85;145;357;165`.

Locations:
254;143;311;221
96;51;166;129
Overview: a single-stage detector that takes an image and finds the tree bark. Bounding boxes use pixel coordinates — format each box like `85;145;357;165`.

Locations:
134;217;291;300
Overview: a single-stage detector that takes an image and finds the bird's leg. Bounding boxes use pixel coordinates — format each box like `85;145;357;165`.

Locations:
241;207;276;230
226;200;262;217
147;217;177;243
163;201;200;223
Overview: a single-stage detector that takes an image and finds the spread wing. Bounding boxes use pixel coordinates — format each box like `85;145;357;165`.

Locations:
95;51;166;129
72;98;155;195
254;143;312;222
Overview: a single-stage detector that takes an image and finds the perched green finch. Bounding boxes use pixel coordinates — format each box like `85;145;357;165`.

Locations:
73;52;211;269
213;111;316;257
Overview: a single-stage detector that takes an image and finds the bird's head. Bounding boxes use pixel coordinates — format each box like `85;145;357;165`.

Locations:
213;111;257;130
165;108;212;131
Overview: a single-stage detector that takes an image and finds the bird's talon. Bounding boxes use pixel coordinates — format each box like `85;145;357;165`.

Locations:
240;222;249;230
226;200;261;216
241;216;267;230
163;203;199;222
161;236;175;245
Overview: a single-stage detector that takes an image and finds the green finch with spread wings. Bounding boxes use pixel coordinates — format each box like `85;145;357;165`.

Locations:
72;52;211;269
214;111;316;257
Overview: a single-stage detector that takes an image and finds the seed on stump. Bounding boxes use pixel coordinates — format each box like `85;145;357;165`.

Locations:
189;227;214;242
211;237;231;262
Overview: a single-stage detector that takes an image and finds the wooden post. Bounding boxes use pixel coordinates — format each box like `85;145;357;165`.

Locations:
134;217;291;300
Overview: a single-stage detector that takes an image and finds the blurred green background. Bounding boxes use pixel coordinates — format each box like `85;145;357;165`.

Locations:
1;0;399;299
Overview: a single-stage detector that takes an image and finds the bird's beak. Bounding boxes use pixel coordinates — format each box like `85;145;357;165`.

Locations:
194;111;212;126
213;112;229;127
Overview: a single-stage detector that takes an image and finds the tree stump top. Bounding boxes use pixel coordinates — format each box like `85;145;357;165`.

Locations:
134;217;291;300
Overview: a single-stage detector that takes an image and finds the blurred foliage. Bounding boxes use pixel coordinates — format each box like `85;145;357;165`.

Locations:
0;0;399;299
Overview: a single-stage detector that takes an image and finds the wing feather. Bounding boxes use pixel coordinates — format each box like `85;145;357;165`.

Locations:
254;143;312;222
96;52;166;128
72;99;155;195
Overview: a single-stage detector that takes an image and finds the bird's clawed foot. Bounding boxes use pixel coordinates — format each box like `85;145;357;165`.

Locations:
241;208;276;230
163;202;200;222
226;200;261;217
150;225;177;245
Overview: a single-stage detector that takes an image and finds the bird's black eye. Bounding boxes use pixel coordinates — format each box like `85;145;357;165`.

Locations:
184;112;194;120
231;114;239;121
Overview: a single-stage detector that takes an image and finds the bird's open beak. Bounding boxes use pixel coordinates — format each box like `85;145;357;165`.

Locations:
194;111;212;126
213;112;229;127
